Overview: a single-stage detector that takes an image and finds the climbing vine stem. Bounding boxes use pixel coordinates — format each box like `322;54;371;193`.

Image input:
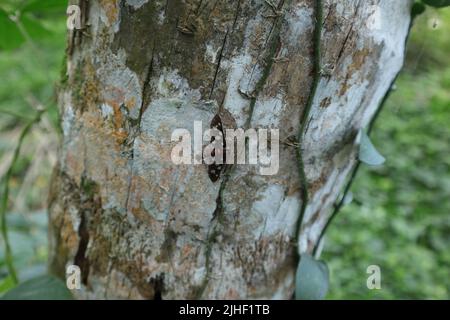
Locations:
294;0;323;254
0;109;46;284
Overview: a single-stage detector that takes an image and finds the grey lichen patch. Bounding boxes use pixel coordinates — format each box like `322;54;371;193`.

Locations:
98;0;120;26
151;68;203;103
96;48;143;120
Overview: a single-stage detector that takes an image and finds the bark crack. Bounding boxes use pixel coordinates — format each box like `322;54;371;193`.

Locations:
74;210;90;285
73;175;101;286
209;29;229;99
139;44;156;124
150;274;165;300
231;0;242;32
124;43;156;213
334;0;361;67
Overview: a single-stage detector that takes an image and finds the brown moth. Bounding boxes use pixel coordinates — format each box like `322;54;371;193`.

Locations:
207;109;237;182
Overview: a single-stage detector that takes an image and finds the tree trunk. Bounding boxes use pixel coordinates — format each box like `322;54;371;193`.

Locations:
49;0;412;299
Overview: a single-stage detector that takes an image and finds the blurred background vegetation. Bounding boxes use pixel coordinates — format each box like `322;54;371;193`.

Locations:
0;1;448;299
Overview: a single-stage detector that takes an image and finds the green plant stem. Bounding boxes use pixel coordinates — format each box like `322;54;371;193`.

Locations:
294;0;323;252
0;108;34;120
0;109;45;284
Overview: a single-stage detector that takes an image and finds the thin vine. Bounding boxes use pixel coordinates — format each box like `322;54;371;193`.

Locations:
294;0;323;252
0;109;46;284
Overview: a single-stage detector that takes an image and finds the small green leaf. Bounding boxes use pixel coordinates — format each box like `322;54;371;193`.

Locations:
295;253;329;300
412;2;426;18
359;130;386;166
1;275;73;300
422;0;450;8
342;191;353;206
0;9;25;50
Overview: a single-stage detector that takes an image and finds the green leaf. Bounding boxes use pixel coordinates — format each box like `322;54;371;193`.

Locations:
295;253;329;300
421;0;450;8
21;0;68;14
412;2;426;18
1;275;73;300
359;130;386;166
0;9;25;50
0;276;15;294
342;191;353;206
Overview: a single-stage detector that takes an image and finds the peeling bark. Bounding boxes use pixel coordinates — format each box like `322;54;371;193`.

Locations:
50;0;412;299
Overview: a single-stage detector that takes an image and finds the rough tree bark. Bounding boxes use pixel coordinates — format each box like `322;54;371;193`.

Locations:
49;0;412;299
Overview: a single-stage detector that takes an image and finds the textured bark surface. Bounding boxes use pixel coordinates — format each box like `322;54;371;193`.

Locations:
49;0;412;299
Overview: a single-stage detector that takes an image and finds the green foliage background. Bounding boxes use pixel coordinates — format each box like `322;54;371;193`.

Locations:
324;8;450;299
0;1;448;299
